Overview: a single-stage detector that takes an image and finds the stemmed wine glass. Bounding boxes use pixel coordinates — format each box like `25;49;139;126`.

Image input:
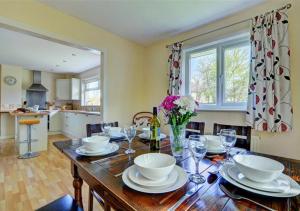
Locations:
188;135;207;184
123;126;136;154
220;129;237;163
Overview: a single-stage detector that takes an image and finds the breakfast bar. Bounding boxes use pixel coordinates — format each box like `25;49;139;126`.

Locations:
10;111;48;155
54;137;300;211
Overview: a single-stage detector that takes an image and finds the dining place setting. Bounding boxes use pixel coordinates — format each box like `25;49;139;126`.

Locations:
53;95;300;211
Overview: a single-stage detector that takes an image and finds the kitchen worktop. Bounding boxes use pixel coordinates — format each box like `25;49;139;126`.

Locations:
9;111;49;116
60;110;101;116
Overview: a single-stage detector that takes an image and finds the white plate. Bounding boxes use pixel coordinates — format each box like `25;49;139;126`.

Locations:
122;165;188;194
110;132;125;139
228;165;290;193
75;143;119;156
138;133;167;140
77;146;107;154
128;165;178;187
220;164;300;197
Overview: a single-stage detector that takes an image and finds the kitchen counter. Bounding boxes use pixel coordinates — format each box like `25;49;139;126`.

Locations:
60;110;101;116
9;111;49;116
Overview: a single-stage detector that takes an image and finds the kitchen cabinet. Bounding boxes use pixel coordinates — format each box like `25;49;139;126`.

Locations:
49;110;62;135
61;112;101;139
56;78;81;100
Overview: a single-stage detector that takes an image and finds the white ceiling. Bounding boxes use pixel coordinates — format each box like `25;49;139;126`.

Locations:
0;27;100;73
40;0;265;45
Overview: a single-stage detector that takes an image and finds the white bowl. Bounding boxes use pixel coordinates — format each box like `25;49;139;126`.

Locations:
107;127;122;137
82;136;110;151
233;154;284;183
142;127;150;138
134;153;176;181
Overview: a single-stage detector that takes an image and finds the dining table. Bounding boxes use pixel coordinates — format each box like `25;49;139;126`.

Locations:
53;136;300;211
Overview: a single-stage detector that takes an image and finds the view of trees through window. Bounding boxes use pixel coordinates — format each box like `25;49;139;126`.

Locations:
224;45;250;103
190;49;217;104
189;41;250;107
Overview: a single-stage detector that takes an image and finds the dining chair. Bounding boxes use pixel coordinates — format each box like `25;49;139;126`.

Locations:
213;123;252;150
86;121;119;137
185;121;205;138
86;121;118;211
36;194;83;211
132;112;153;130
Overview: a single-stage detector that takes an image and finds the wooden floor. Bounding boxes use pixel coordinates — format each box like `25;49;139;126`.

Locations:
0;134;103;211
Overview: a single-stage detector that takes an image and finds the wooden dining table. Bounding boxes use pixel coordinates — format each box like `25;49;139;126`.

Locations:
53;136;300;211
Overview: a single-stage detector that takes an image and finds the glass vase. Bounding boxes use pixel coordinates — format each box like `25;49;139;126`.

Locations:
169;124;186;157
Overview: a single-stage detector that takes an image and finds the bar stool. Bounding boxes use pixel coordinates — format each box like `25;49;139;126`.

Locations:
18;119;40;159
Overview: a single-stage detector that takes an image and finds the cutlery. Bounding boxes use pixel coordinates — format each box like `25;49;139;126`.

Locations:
114;171;124;177
219;184;277;211
90;153;125;164
167;184;203;211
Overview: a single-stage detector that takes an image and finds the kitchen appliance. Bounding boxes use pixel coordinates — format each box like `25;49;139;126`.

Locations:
26;71;48;109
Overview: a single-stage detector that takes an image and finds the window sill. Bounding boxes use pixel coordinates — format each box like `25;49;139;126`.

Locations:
196;108;247;113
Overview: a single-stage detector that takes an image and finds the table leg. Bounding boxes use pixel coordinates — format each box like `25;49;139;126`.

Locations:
71;162;83;208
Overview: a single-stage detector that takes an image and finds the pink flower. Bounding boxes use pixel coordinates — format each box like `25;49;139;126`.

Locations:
160;95;180;111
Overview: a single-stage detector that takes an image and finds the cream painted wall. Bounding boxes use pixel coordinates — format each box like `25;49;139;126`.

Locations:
0;64;23;107
143;0;300;160
0;0;146;126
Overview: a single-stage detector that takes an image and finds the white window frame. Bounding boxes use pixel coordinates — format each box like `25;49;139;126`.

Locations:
81;77;101;106
184;34;250;111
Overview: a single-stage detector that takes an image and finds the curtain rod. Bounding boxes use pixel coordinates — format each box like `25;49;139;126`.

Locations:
166;3;292;48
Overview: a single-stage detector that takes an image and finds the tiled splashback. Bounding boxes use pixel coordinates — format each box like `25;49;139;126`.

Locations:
72;101;101;112
1;104;21;110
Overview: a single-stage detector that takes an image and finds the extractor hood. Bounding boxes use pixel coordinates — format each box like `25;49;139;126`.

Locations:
27;71;48;92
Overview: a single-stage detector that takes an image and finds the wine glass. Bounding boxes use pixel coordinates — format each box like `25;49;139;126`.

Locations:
123;126;136;154
100;123;111;136
188;135;207;184
220;129;237;163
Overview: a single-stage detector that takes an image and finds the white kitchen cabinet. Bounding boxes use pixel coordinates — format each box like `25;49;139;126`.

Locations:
61;112;101;139
49;110;62;135
56;78;81;100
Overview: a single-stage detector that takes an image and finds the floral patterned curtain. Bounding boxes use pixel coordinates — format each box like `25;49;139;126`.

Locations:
246;8;292;132
167;42;182;95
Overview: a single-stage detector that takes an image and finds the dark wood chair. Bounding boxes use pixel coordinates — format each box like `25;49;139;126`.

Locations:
36;194;83;211
86;121;118;211
132;112;153;130
213;123;252;150
185;121;205;138
86;121;119;137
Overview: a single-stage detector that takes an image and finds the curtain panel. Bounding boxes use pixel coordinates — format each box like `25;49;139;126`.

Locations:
167;42;182;96
246;8;292;132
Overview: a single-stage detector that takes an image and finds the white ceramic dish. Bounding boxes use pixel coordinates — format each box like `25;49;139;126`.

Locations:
122;165;188;193
134;153;176;181
228;165;290;193
108;127;123;137
204;135;226;154
233;154;284;183
82;136;110;152
128;165;178;187
142;127;151;138
138;133;167;140
75;143;119;156
220;164;300;197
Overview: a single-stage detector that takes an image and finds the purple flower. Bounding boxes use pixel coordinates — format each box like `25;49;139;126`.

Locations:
160;95;180;111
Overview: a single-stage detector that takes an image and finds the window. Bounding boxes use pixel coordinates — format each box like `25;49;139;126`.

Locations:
185;35;250;110
81;78;101;106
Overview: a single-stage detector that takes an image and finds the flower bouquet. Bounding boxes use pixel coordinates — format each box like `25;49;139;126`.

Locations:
160;95;198;157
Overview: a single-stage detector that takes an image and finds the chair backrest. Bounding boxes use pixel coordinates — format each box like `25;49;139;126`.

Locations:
185;121;205;138
213;123;251;150
86;122;119;137
132;112;153;129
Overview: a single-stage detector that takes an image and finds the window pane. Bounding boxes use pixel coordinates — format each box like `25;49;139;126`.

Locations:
86;80;99;90
84;90;100;106
190;48;217;104
224;44;250;103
